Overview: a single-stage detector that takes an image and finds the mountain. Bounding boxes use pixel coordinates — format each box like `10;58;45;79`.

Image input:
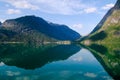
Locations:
90;0;120;34
0;15;81;43
82;0;120;46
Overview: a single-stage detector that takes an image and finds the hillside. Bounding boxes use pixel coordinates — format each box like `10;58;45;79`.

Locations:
0;16;81;43
82;0;120;48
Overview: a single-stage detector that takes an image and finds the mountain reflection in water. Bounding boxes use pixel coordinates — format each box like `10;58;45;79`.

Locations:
0;44;118;80
83;44;120;80
0;44;80;69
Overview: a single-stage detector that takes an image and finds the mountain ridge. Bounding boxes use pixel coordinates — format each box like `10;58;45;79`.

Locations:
0;15;81;43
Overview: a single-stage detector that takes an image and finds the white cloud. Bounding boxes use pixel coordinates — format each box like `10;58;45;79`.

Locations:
7;9;21;14
84;7;97;13
102;76;113;80
84;72;97;78
72;24;83;29
102;3;114;10
35;0;98;14
6;71;20;76
1;0;98;15
72;56;83;62
31;0;85;15
70;23;83;34
3;0;39;10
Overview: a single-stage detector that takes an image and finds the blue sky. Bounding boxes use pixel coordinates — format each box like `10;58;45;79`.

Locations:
0;0;117;35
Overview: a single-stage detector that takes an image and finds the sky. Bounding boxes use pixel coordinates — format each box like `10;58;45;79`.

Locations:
0;0;117;35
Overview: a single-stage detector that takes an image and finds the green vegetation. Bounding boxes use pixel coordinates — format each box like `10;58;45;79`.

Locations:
0;28;57;44
89;31;107;41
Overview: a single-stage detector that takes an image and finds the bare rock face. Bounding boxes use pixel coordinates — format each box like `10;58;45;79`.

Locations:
2;20;16;28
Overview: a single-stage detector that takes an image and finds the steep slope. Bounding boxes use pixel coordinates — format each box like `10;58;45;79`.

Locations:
90;0;120;34
0;16;80;43
82;0;120;46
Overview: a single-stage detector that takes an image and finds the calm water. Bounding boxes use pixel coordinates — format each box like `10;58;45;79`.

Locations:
0;44;114;80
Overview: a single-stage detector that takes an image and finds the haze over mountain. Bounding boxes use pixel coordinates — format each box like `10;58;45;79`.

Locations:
0;16;81;43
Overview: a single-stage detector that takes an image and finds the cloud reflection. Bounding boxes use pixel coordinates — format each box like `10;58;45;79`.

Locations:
6;71;20;76
84;72;97;78
0;62;5;66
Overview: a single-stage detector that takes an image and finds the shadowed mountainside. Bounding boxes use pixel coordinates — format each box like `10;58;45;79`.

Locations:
0;16;81;43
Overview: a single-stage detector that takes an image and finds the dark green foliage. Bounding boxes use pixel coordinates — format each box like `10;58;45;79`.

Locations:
0;29;17;41
88;44;108;54
89;31;107;41
0;29;16;37
113;49;120;57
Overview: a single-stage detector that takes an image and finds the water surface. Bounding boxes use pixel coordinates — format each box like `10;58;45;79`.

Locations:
0;44;113;80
